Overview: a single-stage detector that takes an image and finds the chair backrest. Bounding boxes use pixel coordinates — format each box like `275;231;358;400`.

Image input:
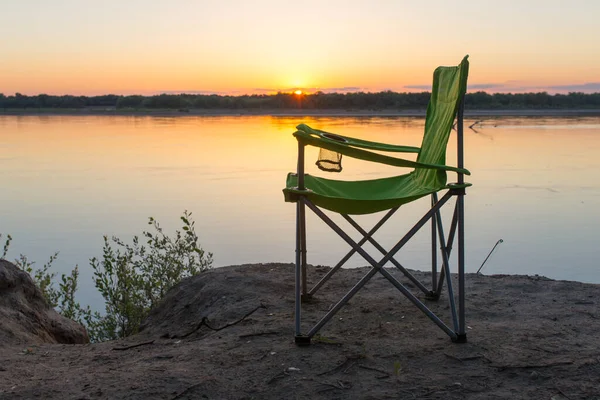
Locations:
413;56;469;188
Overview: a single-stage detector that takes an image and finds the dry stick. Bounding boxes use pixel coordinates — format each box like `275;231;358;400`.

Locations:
255;350;271;362
469;120;484;129
173;304;265;339
317;388;336;394
577;310;598;319
112;340;155;351
318;355;363;376
238;330;280;338
342;361;357;374
493;360;573;370
554;385;572;400
443;353;487;362
266;371;288;385
170;382;206;400
357;365;390;377
317;381;350;391
477;239;504;274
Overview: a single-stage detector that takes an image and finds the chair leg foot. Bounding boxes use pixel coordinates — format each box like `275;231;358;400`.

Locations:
425;291;440;301
301;293;314;303
295;335;311;346
452;333;467;343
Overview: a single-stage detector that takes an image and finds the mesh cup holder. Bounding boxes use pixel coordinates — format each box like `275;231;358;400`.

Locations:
316;133;346;172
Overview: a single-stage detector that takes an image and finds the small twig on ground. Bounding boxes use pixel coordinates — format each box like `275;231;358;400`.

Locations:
172;304;266;339
316;387;336;394
554;385;572;400
255;350;271;361
266;371;288;384
493;360;573;370
469;120;484;130
112;340;155;351
577;310;598;319
443;353;487;362
358;365;390;377
317;381;351;391
318;355;364;376
170;382;206;400
238;330;280;338
342;361;356;374
418;388;444;399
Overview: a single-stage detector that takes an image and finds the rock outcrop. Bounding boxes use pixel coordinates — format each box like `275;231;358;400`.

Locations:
0;259;89;346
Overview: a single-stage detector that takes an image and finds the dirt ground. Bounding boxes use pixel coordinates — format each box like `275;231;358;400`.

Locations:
1;263;599;399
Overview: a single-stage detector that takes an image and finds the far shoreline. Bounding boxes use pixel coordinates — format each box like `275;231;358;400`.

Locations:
1;108;600;118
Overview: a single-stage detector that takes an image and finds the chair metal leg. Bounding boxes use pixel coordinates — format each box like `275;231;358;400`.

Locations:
304;197;459;341
456;192;467;342
434;207;459;332
294;200;302;337
308;207;398;296
294;198;312;345
455;96;467;343
431;195;438;291
299;199;308;299
343;215;431;296
433;200;459;298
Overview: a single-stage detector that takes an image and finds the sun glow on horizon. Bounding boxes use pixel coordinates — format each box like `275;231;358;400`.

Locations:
294;90;303;95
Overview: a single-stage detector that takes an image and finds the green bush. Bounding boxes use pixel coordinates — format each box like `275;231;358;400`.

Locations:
1;211;213;342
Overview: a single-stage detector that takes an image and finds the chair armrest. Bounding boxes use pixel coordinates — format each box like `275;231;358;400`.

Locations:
294;128;470;175
296;124;420;154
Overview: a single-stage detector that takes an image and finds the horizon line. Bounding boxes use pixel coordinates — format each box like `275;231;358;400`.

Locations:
3;87;600;97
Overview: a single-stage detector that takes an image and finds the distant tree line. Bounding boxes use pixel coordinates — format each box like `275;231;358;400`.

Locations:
1;91;599;111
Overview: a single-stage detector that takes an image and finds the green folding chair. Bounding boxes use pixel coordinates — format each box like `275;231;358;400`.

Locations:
283;56;471;345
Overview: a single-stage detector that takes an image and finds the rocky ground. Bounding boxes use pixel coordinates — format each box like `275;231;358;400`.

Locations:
1;262;599;399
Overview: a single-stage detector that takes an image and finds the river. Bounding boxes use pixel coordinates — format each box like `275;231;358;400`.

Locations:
2;115;599;309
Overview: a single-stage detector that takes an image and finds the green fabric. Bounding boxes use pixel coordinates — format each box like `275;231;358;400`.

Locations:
292;128;470;175
414;56;470;188
285;173;471;215
296;124;421;154
283;56;470;215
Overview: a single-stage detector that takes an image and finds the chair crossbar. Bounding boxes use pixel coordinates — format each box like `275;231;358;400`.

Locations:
302;194;459;340
343;214;431;296
434;206;459;331
434;200;459;297
308;207;398;296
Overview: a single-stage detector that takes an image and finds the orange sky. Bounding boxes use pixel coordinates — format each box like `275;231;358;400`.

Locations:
1;0;599;95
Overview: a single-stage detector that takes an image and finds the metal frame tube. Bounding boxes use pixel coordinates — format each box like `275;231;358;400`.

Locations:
457;98;466;337
458;195;465;336
294;200;302;336
434;202;459;296
308;208;398;295
297;141;305;190
431;194;438;290
299;201;307;296
381;192;453;265
434;207;459;331
343;215;431;295
295;141;306;335
457;99;465;185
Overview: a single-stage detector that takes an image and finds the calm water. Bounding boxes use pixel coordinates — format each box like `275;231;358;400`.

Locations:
2;115;600;309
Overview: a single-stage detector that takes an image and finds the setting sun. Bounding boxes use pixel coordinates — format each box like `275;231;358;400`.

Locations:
294;90;303;95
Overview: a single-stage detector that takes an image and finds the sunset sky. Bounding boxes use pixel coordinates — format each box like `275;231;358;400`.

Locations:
1;0;599;96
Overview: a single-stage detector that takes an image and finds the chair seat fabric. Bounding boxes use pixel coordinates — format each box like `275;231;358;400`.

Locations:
285;172;445;215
